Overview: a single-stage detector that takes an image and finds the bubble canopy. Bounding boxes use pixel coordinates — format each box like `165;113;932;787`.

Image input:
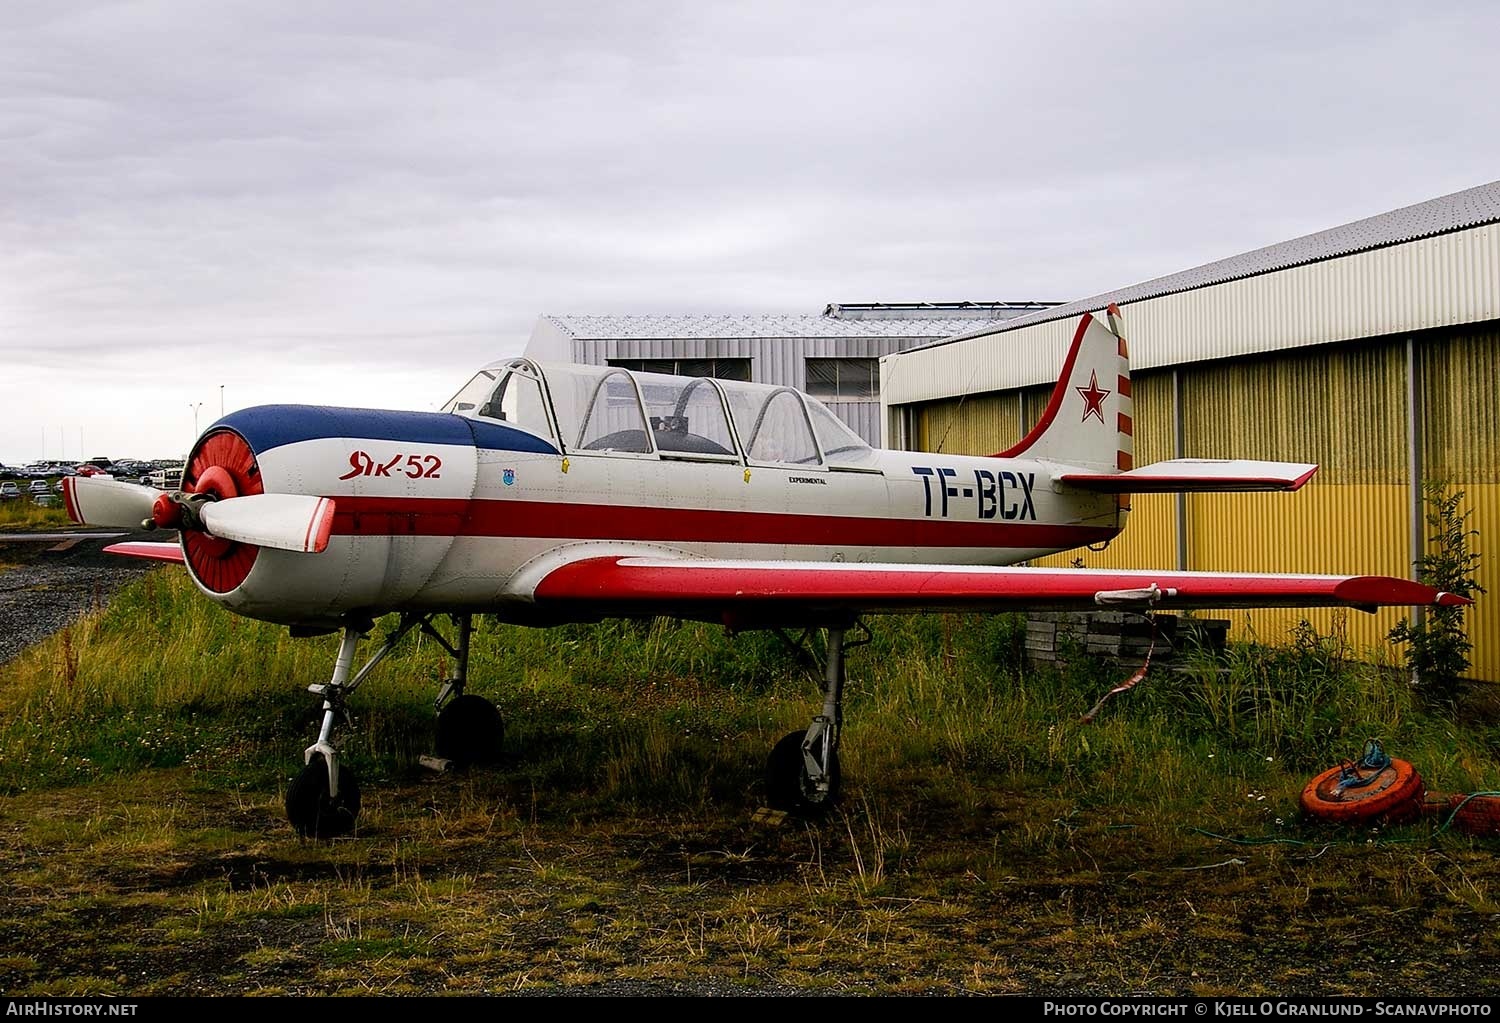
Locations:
443;360;876;467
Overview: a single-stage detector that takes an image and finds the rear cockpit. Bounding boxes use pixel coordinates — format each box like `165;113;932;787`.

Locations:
443;359;877;468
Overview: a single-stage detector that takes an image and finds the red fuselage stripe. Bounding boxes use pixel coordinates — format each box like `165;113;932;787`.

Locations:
327;496;1118;550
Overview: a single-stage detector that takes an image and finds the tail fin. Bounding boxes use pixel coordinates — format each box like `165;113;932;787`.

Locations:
995;307;1132;473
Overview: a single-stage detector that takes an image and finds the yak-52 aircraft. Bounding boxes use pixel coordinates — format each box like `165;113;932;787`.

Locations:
63;309;1468;837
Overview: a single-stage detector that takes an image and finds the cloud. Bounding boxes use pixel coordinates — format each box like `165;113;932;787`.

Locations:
2;0;1499;460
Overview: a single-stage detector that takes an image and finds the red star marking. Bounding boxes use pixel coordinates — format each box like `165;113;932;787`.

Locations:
1076;370;1111;424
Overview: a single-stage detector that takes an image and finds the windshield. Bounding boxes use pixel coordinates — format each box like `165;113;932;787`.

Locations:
806;401;877;465
443;360;556;443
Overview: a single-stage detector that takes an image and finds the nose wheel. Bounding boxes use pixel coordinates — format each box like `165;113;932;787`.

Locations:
286;753;361;839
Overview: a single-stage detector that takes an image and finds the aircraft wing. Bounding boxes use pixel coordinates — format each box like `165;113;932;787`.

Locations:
103;541;186;563
532;557;1468;622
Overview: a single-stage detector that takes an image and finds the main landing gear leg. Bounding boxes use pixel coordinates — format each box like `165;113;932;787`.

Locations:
766;620;870;817
428;613;504;768
286;614;422;838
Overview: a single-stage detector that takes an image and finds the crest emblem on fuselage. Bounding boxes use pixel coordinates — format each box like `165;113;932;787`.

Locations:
502;468;516;487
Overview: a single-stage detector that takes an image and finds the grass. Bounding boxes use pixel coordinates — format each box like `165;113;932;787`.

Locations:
1;568;1499;995
0;499;71;530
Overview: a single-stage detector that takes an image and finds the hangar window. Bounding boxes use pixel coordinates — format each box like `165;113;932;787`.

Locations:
609;358;751;382
805;358;877;401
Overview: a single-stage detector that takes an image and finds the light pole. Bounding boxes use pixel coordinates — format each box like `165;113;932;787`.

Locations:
219;384;225;419
190;402;204;441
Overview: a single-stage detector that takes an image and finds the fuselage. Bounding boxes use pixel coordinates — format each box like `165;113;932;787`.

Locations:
180;361;1124;627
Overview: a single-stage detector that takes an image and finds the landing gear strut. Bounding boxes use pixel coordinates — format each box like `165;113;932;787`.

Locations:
764;620;870;817
285;611;503;838
430;614;504;768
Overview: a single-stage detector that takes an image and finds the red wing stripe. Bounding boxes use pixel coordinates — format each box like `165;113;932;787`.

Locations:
103;541;186;564
1063;471;1315;494
532;558;1465;612
1118;413;1133;436
1117;376;1132;398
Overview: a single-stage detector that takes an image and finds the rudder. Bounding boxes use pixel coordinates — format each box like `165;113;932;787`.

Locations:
995;307;1132;474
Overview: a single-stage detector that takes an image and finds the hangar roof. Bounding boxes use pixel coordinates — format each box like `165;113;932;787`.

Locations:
539;310;1032;340
923;178;1500;351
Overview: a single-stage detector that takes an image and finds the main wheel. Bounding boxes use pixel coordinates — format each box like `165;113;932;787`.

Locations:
765;728;840;817
435;694;505;767
286;755;361;839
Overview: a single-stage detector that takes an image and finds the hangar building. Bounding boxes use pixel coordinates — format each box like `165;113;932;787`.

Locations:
880;180;1500;680
523;302;1056;445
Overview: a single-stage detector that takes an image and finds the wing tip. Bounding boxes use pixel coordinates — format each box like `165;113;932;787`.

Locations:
1287;465;1320;491
102;541;186;564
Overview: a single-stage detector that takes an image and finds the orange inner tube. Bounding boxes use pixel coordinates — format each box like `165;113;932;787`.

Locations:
1445;793;1500;837
1299;758;1425;826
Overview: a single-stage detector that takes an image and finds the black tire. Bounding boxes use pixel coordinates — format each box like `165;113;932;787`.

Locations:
286;755;361;839
435;694;505;767
765;728;840;817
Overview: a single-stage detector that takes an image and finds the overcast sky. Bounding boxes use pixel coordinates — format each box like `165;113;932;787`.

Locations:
3;0;1498;464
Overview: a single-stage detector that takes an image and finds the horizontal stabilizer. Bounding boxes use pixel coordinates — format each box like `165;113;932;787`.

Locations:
104;541;186;564
199;494;336;554
1058;459;1318;493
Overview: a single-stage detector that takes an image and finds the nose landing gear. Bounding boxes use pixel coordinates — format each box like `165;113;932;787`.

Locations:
285;611;502;838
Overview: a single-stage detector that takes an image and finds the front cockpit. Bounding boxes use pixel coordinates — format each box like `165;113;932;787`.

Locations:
443;359;878;469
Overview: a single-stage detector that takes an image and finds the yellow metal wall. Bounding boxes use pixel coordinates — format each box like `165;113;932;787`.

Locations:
915;392;1019;456
912;328;1499;680
1418;327;1500;679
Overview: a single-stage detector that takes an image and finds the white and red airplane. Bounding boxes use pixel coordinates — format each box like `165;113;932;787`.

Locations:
62;309;1468;837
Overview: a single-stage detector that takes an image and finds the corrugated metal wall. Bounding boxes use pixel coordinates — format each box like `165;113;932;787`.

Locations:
911;329;1499;680
1418;327;1499;679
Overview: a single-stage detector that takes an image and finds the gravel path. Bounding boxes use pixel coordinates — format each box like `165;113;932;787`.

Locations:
0;529;166;663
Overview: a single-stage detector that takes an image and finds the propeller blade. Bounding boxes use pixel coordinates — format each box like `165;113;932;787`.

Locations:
199;494;336;554
63;476;159;529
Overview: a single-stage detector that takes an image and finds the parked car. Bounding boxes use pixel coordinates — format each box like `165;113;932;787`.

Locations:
148;465;185;489
75;464;110;477
28;480;50;494
53;480;66;493
0;482;19;499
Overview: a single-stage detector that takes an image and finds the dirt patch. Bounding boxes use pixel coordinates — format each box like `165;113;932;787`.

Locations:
1;772;1498;997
